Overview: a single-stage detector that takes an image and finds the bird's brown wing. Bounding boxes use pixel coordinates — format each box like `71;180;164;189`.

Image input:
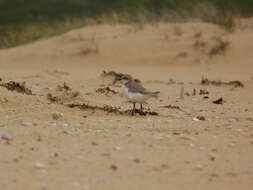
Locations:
127;81;149;94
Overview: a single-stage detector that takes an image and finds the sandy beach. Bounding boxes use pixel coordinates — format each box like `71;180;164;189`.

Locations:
0;21;253;190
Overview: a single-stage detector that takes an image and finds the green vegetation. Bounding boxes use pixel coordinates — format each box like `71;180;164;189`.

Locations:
1;0;253;49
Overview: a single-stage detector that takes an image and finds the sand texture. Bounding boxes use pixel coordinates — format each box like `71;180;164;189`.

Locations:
0;21;253;190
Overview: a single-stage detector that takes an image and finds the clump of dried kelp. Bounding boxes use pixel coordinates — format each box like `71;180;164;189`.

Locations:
67;103;158;116
96;87;118;95
201;77;244;88
47;83;80;103
0;81;33;95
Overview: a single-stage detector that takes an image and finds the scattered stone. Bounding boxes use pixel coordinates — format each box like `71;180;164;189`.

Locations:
178;135;193;141
213;97;223;104
208;153;216;161
110;164;118;171
190;143;195;147
228;117;238;122
192;117;202;121
114;146;121;150
51;152;59;158
1;135;12;141
52;112;63;120
195;164;204;170
133;158;141;163
35;162;45;168
91;142;98;146
22;122;36;127
196;116;206;121
178;111;190;115
62;122;71;127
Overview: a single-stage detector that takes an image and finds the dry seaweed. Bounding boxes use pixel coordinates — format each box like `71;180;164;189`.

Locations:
213;97;223;104
96;87;118;95
47;91;79;103
0;81;32;95
199;89;209;95
47;93;60;102
209;37;229;56
67;103;158;116
160;105;181;110
57;82;71;91
201;77;244;88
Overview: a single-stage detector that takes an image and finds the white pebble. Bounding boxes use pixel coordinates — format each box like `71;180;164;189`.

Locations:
22;122;35;127
35;162;45;168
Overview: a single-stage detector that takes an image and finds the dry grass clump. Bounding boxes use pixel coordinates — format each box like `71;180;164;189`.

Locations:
0;81;33;95
208;36;230;56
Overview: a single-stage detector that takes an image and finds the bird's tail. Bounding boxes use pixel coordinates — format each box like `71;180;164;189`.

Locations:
150;91;160;98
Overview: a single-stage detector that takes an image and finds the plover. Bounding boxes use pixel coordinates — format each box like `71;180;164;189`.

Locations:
117;75;159;114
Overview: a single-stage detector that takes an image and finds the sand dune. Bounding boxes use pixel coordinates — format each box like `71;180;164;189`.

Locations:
0;20;253;190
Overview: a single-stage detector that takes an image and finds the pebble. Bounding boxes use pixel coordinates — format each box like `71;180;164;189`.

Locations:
178;111;190;115
62;122;71;127
1;135;12;141
228;117;239;122
52;112;63;120
192;116;206;121
178;135;193;141
133;158;141;163
195;164;204;170
22;122;36;127
35;162;45;168
110;164;118;171
208;153;216;161
189;143;195;147
50;122;71;127
114;146;121;150
192;117;199;121
51;152;59;158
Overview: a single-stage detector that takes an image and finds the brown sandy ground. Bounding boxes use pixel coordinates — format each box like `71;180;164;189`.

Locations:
0;20;253;190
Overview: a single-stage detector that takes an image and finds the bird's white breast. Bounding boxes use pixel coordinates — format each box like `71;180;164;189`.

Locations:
122;86;150;103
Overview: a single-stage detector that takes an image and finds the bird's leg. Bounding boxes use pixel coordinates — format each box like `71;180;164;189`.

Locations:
132;102;136;115
140;104;143;112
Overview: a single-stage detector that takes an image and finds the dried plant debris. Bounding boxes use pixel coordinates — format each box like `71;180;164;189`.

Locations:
67;103;158;116
47;91;80;103
199;89;209;95
209;37;229;56
193;32;202;38
213;97;223;104
0;81;33;95
96;87;118;95
101;70;126;84
161;105;181;110
201;77;244;88
57;82;71;91
47;93;60;102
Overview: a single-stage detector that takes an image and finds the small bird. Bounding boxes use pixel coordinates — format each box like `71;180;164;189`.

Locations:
117;75;159;114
